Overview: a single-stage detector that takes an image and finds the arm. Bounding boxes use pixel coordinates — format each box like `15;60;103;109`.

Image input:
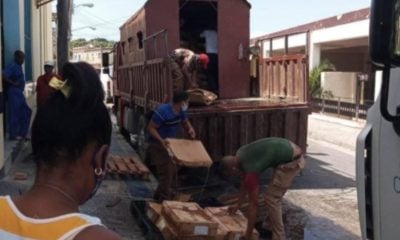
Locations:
182;119;196;139
190;70;198;88
229;173;260;239
3;65;19;87
245;186;259;239
228;177;247;214
2;74;18;86
182;65;198;88
147;120;169;149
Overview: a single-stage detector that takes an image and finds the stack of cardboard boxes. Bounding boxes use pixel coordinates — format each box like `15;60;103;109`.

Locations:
147;201;259;240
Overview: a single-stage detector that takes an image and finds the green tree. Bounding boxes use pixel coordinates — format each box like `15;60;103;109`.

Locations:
309;59;336;98
70;38;88;48
88;38;115;48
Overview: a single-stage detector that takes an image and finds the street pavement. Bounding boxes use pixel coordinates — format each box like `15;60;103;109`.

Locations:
0;111;363;240
283;139;360;240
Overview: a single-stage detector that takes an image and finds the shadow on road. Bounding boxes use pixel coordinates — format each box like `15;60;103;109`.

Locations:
292;155;356;189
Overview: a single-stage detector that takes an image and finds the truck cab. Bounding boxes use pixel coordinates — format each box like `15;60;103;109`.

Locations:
357;0;400;239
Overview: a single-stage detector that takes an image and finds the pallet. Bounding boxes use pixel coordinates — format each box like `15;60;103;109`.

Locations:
107;155;150;180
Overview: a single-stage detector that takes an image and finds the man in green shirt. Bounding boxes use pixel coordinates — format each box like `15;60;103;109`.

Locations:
221;137;305;240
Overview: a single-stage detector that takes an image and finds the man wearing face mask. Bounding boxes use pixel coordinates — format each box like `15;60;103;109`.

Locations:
147;91;196;201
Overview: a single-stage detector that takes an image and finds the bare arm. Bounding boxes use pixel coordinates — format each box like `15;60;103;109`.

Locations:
182;119;196;139
181;65;198;88
228;177;247;214
147;120;169;148
245;186;259;239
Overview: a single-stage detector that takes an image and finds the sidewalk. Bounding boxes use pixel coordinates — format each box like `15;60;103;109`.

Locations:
0;92;36;179
307;113;365;152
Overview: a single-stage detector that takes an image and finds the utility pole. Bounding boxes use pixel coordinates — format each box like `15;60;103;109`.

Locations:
56;0;72;73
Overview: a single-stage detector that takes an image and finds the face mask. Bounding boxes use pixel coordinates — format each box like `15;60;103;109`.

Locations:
87;148;108;200
181;103;188;112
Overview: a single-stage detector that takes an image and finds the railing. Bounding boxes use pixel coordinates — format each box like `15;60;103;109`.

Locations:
117;29;172;109
260;54;308;103
312;96;374;120
117;58;171;109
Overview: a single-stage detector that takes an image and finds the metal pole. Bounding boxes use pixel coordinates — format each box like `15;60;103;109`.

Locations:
337;97;341;117
57;0;72;72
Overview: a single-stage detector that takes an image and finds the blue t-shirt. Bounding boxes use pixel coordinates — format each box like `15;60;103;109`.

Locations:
3;63;25;91
148;103;187;143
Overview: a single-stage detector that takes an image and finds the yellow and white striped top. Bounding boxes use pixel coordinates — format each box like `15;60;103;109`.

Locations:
0;196;102;240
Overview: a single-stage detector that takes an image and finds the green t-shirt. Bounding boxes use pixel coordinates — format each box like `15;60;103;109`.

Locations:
237;138;293;173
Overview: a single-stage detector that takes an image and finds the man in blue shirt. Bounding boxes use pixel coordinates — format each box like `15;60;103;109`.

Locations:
147;91;196;201
3;50;32;140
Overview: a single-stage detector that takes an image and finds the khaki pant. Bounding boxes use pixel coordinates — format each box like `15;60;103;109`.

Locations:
264;156;305;240
148;143;177;201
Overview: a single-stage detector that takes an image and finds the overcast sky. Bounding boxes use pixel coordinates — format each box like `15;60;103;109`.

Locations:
69;0;371;41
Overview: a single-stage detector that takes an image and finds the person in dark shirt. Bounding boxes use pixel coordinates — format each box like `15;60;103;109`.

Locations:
221;138;305;240
3;50;32;140
147;91;196;201
36;61;61;108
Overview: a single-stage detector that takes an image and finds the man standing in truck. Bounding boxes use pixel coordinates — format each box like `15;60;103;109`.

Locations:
221;137;305;240
168;48;209;91
200;26;218;94
147;91;196;201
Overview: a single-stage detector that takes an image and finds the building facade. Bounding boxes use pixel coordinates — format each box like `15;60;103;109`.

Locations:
0;0;53;173
71;45;113;70
251;8;374;119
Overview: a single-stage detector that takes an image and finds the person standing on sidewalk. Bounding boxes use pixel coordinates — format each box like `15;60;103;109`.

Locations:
147;91;196;201
0;62;121;239
221;137;305;240
36;60;61;108
2;50;32;140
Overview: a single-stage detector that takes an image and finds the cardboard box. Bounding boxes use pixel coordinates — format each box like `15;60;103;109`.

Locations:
162;201;218;237
155;214;216;240
205;207;259;240
166;139;213;167
147;202;162;223
155;215;177;240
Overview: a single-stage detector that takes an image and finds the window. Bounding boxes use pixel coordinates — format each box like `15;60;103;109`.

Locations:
128;37;134;52
121;42;126;54
137;31;144;49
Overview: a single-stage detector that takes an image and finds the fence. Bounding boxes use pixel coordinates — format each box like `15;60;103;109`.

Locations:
312;97;374;120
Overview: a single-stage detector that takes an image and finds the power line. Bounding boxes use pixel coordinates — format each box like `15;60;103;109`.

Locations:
73;15;131;30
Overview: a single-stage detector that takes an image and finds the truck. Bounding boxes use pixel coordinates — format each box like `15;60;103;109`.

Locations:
356;0;400;239
107;0;309;161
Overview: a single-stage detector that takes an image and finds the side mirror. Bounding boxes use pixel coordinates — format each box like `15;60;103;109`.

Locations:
102;53;110;74
370;0;400;66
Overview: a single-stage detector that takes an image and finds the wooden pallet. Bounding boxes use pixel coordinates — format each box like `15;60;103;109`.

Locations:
107;155;150;180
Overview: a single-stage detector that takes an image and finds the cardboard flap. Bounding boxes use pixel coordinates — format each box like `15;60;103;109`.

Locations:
166;138;213;167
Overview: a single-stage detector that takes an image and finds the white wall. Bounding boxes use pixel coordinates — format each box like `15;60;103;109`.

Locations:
31;1;54;82
311;19;369;45
321;72;358;103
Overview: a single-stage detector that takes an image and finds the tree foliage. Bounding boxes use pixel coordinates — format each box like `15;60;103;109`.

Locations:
70;38;115;49
309;59;336;98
